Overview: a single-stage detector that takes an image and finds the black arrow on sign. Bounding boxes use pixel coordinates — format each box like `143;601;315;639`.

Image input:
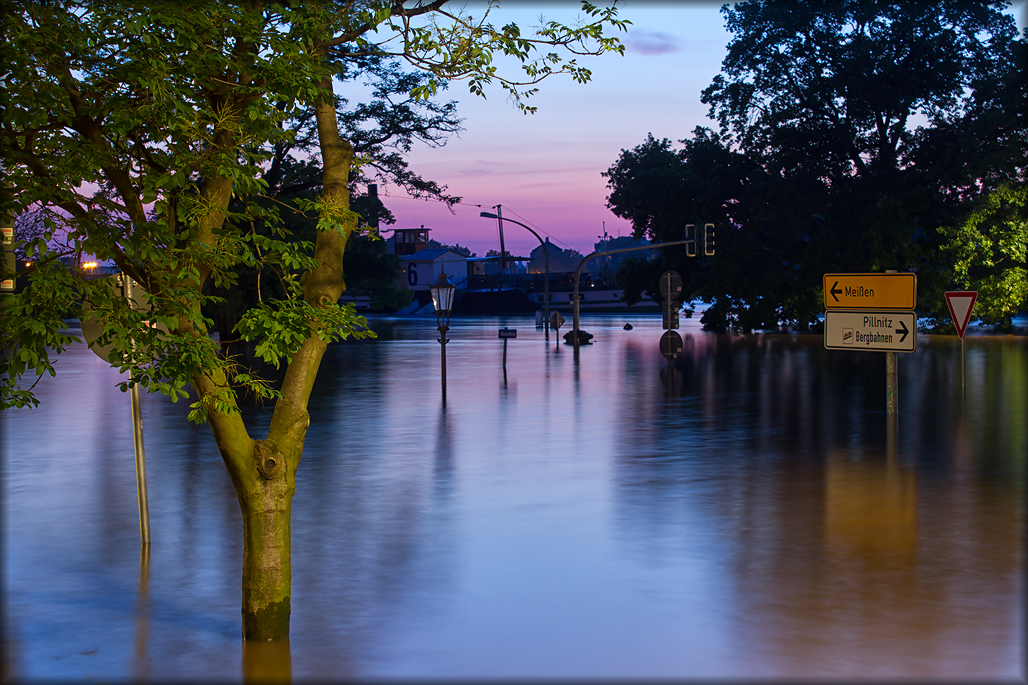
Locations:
896;320;909;342
830;281;842;302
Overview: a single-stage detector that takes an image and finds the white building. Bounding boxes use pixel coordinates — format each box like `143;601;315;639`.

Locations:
402;248;468;291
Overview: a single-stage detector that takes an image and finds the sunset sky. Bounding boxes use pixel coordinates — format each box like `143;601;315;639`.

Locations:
366;1;732;259
366;0;1028;260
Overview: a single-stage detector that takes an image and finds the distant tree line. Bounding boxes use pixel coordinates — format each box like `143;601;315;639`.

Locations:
606;0;1026;332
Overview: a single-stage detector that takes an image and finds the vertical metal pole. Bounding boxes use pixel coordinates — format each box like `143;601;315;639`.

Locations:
573;260;583;352
496;205;506;279
439;324;448;402
886;351;898;415
133;542;151;679
886;411;898;466
124;276;151;545
502;337;507;370
961;336;966;398
130;380;151;545
571;241;691;355
885;270;898;415
543;248;549;338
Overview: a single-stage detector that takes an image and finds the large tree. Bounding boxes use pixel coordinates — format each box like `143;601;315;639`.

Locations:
0;0;627;641
606;0;1026;332
209;53;463;332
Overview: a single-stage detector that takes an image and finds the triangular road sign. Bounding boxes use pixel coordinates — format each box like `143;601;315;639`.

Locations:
944;291;978;339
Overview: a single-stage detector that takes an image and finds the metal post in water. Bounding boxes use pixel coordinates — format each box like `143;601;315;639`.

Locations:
572;240;692;353
886;351;898;415
885;270;898;415
961;336;966;398
439;324;448;402
133;542;151;678
886;411;898;466
124;276;151;545
130;380;151;545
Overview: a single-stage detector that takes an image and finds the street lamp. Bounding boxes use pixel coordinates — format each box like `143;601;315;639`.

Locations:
480;211;550;335
430;270;456;400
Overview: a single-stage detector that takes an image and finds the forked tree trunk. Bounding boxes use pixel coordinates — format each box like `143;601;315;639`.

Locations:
208;60;350;645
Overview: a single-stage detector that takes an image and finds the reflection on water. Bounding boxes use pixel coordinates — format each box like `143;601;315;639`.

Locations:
2;316;1024;679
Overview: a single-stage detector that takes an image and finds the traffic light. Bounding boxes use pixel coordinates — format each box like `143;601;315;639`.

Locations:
685;223;696;258
704;223;715;256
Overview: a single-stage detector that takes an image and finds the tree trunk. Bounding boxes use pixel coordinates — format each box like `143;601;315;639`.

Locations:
239;441;297;641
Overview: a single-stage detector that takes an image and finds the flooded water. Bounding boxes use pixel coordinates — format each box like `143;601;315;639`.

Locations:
2;315;1024;680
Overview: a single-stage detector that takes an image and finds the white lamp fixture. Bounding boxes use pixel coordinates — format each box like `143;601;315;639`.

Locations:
430;271;456;326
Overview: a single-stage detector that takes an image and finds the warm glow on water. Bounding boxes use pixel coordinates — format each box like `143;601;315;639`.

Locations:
2;315;1024;680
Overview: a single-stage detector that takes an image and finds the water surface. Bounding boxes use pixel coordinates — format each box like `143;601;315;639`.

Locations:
3;315;1024;680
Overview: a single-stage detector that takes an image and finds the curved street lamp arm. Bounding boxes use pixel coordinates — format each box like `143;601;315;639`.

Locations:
480;212;550;333
572;240;692;351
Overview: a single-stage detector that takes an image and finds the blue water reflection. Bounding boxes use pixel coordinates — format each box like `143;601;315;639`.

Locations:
2;315;1024;679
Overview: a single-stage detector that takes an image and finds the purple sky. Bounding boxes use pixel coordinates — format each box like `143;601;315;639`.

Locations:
364;1;732;259
366;0;1028;260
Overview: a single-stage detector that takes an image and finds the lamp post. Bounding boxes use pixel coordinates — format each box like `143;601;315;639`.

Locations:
430;271;456;400
480;211;550;335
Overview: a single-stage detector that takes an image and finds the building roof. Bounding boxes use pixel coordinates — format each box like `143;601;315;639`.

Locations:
404;247;469;262
467;255;530;262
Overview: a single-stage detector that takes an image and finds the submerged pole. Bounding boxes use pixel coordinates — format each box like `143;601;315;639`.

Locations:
572;240;692;352
885;351;898;415
130;379;150;545
885;270;898;415
439;324;448;403
961;336;966;399
124;276;151;545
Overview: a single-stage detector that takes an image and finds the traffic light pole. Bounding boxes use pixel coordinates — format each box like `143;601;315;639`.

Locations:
571;240;693;352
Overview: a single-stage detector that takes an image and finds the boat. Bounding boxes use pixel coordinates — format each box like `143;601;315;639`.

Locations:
457;271;661;314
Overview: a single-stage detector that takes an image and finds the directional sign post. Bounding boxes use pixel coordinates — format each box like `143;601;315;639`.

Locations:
824;271;918;416
824;273;917;310
945;291;978;396
824;311;917;353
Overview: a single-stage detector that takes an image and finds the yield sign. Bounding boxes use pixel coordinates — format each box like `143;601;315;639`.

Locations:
944;291;978;339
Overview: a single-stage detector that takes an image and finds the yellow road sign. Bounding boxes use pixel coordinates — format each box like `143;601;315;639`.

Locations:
823;273;916;310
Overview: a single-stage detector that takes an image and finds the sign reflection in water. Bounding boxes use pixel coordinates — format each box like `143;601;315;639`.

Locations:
2;316;1024;680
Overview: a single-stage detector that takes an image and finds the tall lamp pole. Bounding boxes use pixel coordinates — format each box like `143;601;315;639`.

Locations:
480;212;549;335
430;271;456;401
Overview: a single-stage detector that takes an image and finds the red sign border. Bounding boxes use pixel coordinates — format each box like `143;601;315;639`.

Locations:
944;291;978;339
